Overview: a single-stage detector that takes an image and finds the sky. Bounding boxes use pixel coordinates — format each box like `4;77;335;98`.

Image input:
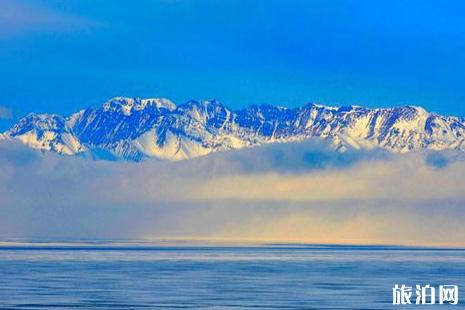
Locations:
1;0;465;130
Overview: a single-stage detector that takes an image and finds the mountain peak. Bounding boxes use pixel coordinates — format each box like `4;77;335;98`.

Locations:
102;97;176;115
6;113;67;136
3;97;465;161
4;112;83;155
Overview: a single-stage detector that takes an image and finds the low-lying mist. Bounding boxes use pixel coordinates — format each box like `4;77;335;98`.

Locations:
1;140;465;246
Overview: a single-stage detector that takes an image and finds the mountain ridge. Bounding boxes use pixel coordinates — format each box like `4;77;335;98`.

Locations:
2;97;465;161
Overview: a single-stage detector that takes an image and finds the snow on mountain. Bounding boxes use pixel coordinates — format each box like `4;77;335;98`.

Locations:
4;113;85;155
3;97;465;161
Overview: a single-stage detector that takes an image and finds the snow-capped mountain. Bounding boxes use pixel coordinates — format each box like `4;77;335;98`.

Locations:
2;97;465;161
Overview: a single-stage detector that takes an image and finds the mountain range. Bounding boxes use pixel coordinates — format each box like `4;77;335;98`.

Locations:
1;97;465;161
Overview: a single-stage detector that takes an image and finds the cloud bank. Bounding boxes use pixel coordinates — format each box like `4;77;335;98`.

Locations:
1;139;465;246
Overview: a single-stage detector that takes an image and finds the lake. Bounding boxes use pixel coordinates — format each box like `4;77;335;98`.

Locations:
0;243;463;309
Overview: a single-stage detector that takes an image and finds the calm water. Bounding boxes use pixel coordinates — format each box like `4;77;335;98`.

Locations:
0;244;464;309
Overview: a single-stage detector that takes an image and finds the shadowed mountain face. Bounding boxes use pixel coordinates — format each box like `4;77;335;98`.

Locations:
2;97;465;161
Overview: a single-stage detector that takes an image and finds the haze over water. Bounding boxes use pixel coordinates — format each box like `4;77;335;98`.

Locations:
0;243;464;309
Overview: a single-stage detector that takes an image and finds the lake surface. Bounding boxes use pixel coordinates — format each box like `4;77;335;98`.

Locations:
0;244;463;309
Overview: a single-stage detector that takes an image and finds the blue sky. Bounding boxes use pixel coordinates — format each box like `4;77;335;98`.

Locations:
1;0;465;130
